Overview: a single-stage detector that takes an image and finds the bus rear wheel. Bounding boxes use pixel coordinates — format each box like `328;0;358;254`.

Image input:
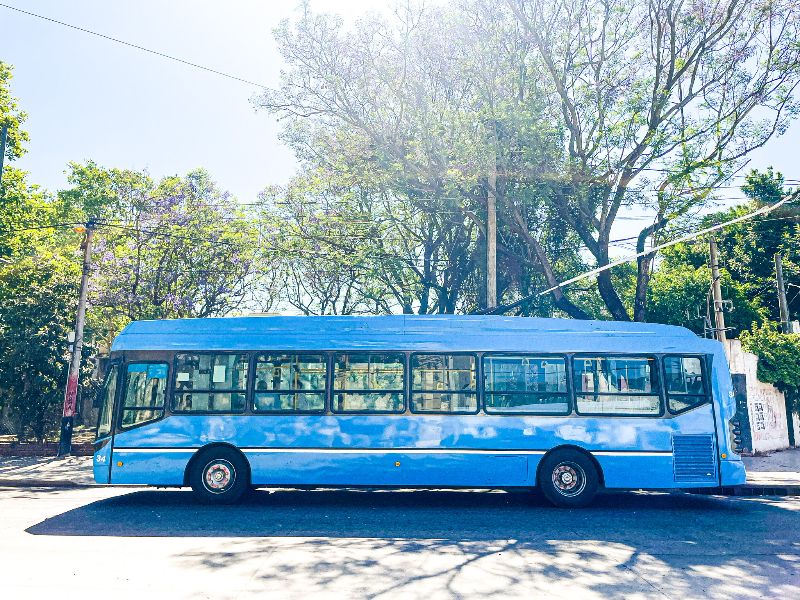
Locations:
189;447;250;504
538;449;599;508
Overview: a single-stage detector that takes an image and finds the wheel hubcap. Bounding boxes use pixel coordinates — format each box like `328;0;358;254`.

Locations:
203;459;235;493
552;462;587;497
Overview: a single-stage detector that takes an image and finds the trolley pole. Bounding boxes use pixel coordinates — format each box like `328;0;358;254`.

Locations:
57;221;96;457
775;253;790;334
709;239;728;355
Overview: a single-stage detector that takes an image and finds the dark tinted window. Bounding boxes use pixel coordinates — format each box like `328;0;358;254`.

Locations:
121;363;167;427
96;364;119;439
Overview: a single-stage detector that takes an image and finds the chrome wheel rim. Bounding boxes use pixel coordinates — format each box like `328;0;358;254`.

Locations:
551;461;587;498
202;459;236;494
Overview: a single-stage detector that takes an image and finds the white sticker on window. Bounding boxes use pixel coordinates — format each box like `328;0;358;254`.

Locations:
176;372;190;382
213;365;227;383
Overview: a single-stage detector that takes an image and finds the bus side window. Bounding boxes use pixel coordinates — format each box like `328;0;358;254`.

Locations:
411;354;477;413
172;353;247;413
332;353;405;413
664;356;708;414
573;356;661;416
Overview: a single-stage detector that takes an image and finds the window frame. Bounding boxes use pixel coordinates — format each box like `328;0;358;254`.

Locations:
252;352;329;414
662;353;711;415
330;351;407;414
409;351;480;415
170;351;250;415
117;361;169;430
481;352;572;416
571;353;665;418
95;361;121;439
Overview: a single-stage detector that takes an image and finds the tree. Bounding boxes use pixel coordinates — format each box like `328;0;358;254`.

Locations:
259;172;482;315
257;1;800;320
58;163;270;339
256;3;592;316
647;252;766;336
0;61;29;168
741;323;800;412
646;168;798;332
506;0;800;321
0;255;83;441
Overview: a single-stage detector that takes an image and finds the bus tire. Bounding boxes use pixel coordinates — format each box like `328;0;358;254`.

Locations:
189;447;250;504
538;448;599;508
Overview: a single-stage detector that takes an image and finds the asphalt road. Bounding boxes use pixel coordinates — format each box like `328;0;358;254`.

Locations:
2;486;799;599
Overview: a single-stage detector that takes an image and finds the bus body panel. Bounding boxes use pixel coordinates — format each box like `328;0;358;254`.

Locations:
95;315;747;491
106;404;736;488
93;438;112;484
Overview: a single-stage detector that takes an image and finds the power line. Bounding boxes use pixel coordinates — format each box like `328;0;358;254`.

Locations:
0;3;269;89
479;191;800;315
0;222;83;234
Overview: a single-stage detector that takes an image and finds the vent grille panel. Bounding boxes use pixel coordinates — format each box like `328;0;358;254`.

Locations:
673;435;717;482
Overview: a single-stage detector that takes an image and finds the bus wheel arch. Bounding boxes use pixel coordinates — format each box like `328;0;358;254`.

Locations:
536;445;603;508
185;443;251;504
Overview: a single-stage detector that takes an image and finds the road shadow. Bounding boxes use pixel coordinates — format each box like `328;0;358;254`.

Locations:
25;487;793;542
22;488;800;597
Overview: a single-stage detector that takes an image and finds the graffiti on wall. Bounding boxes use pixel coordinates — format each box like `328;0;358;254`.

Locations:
749;388;786;444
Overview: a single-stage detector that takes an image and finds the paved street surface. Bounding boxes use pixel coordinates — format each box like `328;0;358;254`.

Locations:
2;486;798;599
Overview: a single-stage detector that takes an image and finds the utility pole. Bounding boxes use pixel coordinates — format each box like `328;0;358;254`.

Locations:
775;253;790;334
709;239;728;355
57;221;96;457
0;124;8;186
486;166;497;309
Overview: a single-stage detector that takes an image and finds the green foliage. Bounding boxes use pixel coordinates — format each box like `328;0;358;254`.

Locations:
0;254;82;441
0;61;29;165
259;1;800;321
647;168;798;333
60;164;266;332
647;258;766;336
740;323;800;411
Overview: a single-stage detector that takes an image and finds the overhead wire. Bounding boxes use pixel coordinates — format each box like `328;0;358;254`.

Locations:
0;3;269;89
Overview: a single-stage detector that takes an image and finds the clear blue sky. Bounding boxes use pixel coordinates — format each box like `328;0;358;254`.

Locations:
2;0;798;243
1;0;378;202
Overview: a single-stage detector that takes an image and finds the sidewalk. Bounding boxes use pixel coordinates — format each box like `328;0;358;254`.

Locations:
741;448;800;488
0;456;95;487
1;449;799;493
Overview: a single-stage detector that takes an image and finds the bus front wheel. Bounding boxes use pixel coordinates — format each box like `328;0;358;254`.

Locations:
538;449;599;508
189;447;250;504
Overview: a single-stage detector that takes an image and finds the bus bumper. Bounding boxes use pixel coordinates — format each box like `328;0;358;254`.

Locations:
93;440;112;484
720;458;747;486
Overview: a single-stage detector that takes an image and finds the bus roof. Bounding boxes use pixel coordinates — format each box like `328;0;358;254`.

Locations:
111;315;720;355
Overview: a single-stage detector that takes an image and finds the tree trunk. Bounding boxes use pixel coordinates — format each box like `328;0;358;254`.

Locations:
633;217;669;321
486;169;497;308
508;204;592;320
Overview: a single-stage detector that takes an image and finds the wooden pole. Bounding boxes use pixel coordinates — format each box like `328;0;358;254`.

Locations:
57;222;95;456
709;239;728;356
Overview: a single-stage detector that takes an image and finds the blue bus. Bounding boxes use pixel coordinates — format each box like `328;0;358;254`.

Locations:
93;315;746;507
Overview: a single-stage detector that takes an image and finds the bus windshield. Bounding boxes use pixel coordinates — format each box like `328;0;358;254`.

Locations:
96;364;119;439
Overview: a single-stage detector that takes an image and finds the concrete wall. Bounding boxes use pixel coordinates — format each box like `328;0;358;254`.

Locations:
794;412;800;448
727;340;791;453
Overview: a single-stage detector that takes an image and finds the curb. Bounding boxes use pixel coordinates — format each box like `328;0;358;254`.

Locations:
0;479;96;489
686;484;800;497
